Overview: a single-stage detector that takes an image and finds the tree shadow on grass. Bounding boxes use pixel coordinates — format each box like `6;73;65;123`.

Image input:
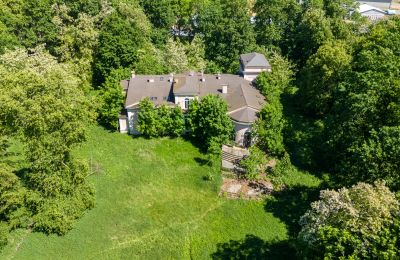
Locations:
264;185;320;238
211;234;297;260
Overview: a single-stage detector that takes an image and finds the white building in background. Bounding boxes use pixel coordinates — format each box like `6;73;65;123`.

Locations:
239;52;272;81
119;53;271;147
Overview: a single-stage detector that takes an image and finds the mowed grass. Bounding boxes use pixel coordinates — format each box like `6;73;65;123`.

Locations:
1;126;320;259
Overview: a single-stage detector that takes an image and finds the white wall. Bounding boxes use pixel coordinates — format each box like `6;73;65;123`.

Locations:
119;118;128;133
233;121;251;146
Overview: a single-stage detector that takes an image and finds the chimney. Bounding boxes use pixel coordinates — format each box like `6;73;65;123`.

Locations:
222;85;228;94
147;78;154;83
216;73;221;80
131;70;136;79
168;73;174;82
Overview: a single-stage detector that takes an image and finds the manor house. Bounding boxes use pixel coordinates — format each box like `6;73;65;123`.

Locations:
119;52;271;147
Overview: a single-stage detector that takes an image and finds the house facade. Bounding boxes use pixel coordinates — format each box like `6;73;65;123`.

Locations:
119;53;269;147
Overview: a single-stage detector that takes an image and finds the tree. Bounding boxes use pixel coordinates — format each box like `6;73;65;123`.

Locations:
94;2;152;84
298;40;352;116
164;38;189;73
137;99;185;137
288;8;333;66
97;68;129;129
254;100;285;157
0;47;95;235
239;146;267;180
255;53;294;100
137;98;159;138
254;0;301;51
188;95;233;149
298;181;400;258
322;17;400;187
186;35;207;72
194;0;256;73
52;2;112;89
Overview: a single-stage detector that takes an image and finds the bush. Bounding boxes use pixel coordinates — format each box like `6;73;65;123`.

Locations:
240;146;267;181
137;99;185;138
188;95;233;150
298;181;400;258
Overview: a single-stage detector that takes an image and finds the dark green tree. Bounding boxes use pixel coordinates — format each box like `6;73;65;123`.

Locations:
254;0;301;51
298;40;352;116
194;0;256;73
97;68;129;130
94;2;152;84
188;95;233;149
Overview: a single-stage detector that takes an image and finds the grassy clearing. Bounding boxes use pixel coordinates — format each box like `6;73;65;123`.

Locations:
1;126;320;259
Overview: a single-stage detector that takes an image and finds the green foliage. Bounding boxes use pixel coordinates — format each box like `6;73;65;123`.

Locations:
94;1;152;83
254;0;301;51
194;0;256;73
289;8;333;66
298;40;352;116
0;222;8;250
239;146;266;181
97;68;128;129
255;53;294;100
254;99;285;157
137;99;185;138
137;98;159;137
322;17;400;188
188;95;233;149
298;181;400;258
0;47;94;236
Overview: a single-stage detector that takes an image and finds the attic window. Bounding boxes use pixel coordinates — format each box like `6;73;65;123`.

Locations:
150;97;158;101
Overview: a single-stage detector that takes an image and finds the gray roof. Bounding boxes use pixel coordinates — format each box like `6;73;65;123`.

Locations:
240;52;271;68
124;75;174;108
124;72;266;123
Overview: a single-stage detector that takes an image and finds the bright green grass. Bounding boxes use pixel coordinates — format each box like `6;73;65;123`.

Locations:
1;126;320;259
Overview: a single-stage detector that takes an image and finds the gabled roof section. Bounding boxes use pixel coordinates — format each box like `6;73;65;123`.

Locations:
240;52;271;68
229;107;260;124
358;3;386;14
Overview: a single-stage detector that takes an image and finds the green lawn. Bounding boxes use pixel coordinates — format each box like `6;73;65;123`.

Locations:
1;126;320;259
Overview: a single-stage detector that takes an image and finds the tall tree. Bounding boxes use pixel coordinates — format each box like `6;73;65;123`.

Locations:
254;0;301;51
0;47;95;235
94;1;152;84
194;0;256;73
298;40;352;116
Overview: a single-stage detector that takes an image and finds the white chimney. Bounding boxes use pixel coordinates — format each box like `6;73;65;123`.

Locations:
147;79;154;83
222;85;228;94
216;72;221;79
131;70;136;79
168;73;174;82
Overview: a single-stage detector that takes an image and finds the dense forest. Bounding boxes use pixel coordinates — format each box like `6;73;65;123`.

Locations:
0;0;400;258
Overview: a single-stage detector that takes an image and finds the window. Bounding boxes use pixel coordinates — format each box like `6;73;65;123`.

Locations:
184;98;190;109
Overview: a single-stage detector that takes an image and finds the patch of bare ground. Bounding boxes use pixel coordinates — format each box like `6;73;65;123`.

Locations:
220;178;273;200
220;158;276;200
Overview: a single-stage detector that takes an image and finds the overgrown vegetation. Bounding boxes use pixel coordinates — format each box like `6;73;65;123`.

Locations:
0;0;399;257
